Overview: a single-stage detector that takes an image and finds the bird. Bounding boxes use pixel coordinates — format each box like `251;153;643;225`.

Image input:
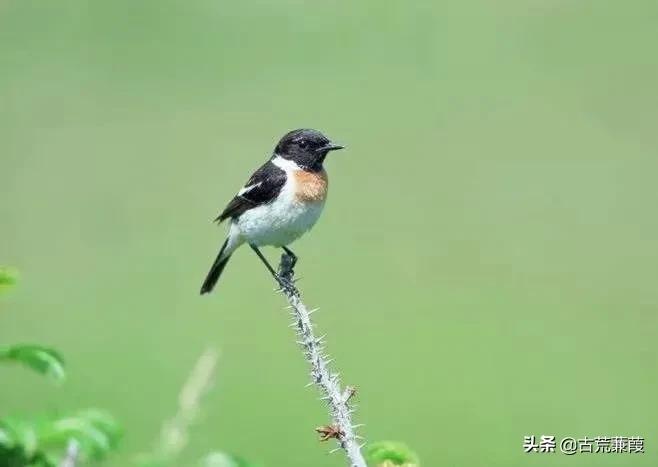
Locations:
200;128;345;294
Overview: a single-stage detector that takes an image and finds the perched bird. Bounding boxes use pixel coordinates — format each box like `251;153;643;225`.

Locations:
200;128;344;294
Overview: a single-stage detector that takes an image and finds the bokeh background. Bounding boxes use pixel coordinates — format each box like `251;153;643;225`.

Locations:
2;0;658;466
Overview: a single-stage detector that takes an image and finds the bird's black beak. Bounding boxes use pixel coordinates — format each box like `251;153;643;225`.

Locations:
318;143;345;153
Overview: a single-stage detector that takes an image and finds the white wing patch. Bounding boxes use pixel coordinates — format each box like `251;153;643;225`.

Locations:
238;182;262;196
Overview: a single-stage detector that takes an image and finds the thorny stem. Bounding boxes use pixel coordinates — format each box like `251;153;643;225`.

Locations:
277;253;367;467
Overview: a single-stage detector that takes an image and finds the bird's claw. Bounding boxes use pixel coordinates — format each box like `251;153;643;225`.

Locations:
276;274;296;292
280;252;297;273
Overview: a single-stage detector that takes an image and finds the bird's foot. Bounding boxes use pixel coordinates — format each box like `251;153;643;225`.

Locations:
277;251;298;293
280;250;297;272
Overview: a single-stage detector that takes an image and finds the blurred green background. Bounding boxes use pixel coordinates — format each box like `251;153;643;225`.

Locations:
2;0;658;465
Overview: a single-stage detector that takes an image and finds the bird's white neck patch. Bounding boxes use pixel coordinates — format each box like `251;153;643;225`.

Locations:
272;155;301;173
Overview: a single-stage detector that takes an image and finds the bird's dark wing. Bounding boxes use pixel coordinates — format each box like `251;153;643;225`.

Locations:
215;160;287;223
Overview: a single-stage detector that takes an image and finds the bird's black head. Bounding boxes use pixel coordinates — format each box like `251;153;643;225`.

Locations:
274;128;344;171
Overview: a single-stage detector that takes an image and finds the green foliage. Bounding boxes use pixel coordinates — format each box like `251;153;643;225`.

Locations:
0;445;54;467
0;418;41;463
42;409;122;460
0;344;66;383
0;410;121;466
365;441;420;467
0;269;122;465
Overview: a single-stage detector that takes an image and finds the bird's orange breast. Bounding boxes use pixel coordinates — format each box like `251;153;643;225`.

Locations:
293;169;328;202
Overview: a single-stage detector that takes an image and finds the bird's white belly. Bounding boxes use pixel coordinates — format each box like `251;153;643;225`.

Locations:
236;194;325;247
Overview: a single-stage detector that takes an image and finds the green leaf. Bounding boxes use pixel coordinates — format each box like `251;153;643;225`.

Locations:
54;420;110;458
73;409;122;448
39;410;122;461
365;441;420;466
0;417;57;466
0;445;31;466
0;344;66;383
0;417;39;458
0;410;121;466
0;425;14;447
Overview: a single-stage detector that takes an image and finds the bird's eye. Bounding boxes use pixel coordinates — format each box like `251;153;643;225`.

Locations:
298;139;309;149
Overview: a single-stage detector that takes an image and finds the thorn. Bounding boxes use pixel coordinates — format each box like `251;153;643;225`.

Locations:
329;447;341;454
343;386;357;403
305;381;315;388
308;307;320;314
359;442;366;449
352;424;365;429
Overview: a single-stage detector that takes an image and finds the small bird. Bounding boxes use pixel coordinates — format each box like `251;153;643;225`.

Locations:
200;128;344;294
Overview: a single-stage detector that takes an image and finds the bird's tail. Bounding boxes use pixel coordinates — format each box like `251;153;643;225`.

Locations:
200;225;243;295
